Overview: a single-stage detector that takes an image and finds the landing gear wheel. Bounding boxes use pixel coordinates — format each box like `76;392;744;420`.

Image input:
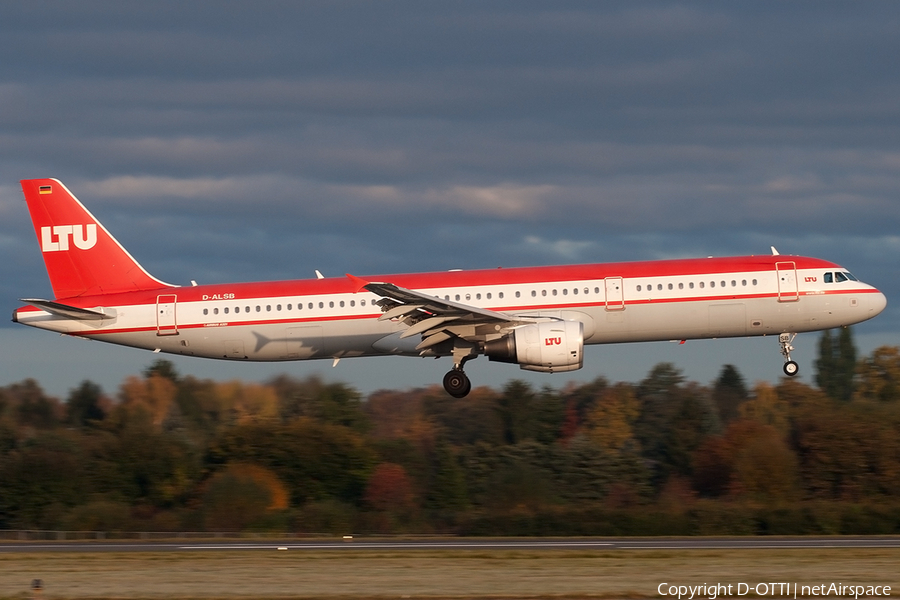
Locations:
443;369;472;398
778;333;799;377
783;360;799;377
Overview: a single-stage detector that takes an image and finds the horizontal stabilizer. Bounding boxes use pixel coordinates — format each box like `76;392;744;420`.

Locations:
20;298;116;321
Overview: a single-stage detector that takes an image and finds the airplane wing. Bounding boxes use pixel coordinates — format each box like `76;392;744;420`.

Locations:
348;275;535;351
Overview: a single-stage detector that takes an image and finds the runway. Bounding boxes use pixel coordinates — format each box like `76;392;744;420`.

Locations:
2;536;900;553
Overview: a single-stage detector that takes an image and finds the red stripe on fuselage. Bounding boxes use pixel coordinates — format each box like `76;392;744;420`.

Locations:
23;254;842;309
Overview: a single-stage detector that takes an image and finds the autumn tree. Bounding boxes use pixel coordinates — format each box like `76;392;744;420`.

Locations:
584;382;640;452
0;431;87;528
791;396;900;499
364;462;417;513
269;375;369;432
712;364;748;425
738;382;790;435
693;419;799;502
209;418;376;505
815;327;857;402
854;346;900;403
202;463;290;531
2;379;60;429
214;381;280;423
633;364;717;482
87;414;201;507
424;386;505;446
65;380;107;427
496;380;564;445
117;373;178;428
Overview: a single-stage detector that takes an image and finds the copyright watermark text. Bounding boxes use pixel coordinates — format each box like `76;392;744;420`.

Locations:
658;583;892;599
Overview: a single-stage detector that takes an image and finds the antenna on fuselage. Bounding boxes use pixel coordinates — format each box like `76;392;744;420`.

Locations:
770;246;780;256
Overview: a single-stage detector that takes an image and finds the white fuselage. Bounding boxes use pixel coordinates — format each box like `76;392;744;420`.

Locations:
15;259;886;365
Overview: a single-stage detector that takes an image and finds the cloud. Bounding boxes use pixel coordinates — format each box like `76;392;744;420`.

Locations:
2;3;899;400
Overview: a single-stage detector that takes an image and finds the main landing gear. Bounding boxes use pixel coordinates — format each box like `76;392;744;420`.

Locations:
779;332;799;377
443;353;474;398
442;368;471;398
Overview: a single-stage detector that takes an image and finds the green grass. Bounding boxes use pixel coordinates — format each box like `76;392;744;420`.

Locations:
1;547;898;599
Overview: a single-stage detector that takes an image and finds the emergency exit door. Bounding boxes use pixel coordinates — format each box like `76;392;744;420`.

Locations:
156;294;178;335
776;262;799;302
605;277;625;311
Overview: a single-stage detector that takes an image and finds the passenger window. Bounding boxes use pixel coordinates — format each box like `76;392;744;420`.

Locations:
277;304;282;311
742;280;747;286
486;293;491;300
699;282;705;289
213;308;219;315
476;293;481;300
350;300;355;307
340;301;345;308
203;308;209;316
455;294;460;301
499;292;504;299
731;280;736;287
224;307;229;314
267;305;272;311
668;283;673;290
256;306;261;312
657;284;662;291
678;283;684;290
329;301;334;308
531;290;537;297
572;288;578;295
318;302;324;309
542;290;547;297
752;279;758;285
637;285;642;292
552;289;557;296
689;282;694;289
711;281;716;288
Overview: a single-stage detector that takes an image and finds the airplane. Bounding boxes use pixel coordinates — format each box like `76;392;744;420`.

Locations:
13;178;887;398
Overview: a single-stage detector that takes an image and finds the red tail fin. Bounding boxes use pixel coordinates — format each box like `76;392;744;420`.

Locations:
20;178;174;299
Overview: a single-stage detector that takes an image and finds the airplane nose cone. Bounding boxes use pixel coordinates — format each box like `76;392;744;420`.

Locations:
871;290;887;316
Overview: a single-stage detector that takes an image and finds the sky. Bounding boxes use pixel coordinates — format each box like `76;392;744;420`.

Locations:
1;2;898;400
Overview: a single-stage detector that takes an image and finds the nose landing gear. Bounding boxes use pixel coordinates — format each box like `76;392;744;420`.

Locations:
779;332;799;376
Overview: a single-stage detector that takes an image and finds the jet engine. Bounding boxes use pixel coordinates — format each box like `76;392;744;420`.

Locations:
484;320;584;373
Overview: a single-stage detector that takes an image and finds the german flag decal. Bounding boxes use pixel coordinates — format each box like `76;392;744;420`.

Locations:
38;185;52;194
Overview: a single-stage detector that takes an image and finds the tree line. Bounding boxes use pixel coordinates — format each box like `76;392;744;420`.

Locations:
1;328;899;535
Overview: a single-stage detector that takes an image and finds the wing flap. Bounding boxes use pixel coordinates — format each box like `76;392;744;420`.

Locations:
355;277;538;348
399;315;460;339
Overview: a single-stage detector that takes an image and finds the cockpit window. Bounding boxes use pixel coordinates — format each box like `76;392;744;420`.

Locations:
824;272;833;283
844;272;858;281
834;272;848;283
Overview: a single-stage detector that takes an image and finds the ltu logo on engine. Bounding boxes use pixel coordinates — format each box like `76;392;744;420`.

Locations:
41;224;98;252
544;337;562;346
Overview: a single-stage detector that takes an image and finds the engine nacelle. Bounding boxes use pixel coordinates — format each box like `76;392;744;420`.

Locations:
484;320;584;373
